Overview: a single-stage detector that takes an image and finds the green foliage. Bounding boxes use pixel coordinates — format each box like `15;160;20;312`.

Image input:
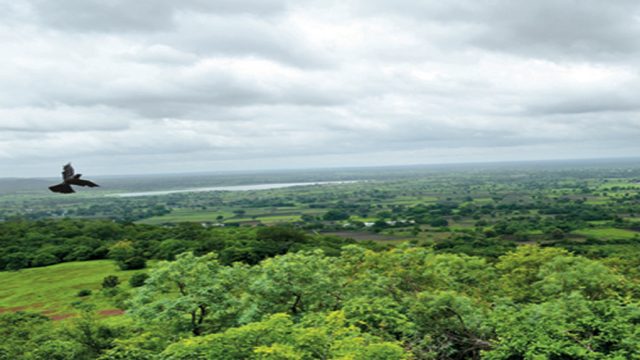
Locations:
77;289;92;297
119;256;146;270
0;220;350;271
30;340;84;360
249;250;342;318
128;252;244;335
31;252;60;267
4;241;640;359
64;310;123;358
159;312;406;360
486;294;640;359
4;163;640;359
429;217;449;227
101;275;120;289
128;273;149;287
323;209;350;221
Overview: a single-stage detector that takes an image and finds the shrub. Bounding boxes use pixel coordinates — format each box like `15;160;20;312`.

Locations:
429;217;449;227
77;289;92;297
118;256;146;270
31;252;60;267
323;209;350;221
129;273;149;288
102;275;120;289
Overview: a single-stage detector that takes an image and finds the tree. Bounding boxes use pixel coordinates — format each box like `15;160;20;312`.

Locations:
409;291;491;358
129;252;247;336
120;256;146;270
108;241;142;270
495;246;569;302
550;227;565;240
128;273;149;288
486;294;640;359
429;217;448;227
65;309;121;357
159;312;407;360
31;252;59;267
154;239;191;261
3;252;30;270
108;241;135;263
322;210;350;221
249;250;342;318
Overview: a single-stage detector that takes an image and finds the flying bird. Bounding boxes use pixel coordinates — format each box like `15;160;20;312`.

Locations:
49;163;99;194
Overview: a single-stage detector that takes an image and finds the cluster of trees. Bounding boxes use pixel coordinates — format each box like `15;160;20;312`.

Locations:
3;244;639;359
0;219;356;270
0;195;172;222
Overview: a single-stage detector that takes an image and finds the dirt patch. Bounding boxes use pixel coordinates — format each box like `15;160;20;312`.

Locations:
50;314;75;321
0;306;29;314
98;309;125;317
0;303;45;314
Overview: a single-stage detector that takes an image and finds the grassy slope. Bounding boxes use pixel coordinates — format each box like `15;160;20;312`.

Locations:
0;260;146;318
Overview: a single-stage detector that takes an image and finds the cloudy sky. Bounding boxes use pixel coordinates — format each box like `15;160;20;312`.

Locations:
1;0;640;177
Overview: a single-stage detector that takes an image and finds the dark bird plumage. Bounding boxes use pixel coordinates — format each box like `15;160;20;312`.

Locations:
49;163;99;194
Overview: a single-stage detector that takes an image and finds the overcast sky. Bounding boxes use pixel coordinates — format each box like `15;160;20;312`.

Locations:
1;0;640;177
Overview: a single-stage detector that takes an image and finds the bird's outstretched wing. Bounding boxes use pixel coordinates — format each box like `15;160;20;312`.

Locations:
62;163;74;181
49;183;75;193
68;178;99;187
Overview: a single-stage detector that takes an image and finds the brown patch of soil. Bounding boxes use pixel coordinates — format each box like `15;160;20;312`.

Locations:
0;306;29;313
50;314;75;321
0;303;45;313
98;309;125;317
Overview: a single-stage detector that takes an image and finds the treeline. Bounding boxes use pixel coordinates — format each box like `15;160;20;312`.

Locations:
3;245;640;359
0;219;356;271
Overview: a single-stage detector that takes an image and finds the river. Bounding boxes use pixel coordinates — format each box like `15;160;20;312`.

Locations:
112;180;359;197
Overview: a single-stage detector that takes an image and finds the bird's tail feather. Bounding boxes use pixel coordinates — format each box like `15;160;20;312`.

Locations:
49;183;75;194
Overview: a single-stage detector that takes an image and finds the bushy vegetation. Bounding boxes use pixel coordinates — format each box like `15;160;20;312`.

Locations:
0;220;357;271
2;245;640;359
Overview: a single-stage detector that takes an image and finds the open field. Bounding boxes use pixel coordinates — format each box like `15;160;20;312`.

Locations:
572;227;640;240
137;208;234;224
0;260;146;320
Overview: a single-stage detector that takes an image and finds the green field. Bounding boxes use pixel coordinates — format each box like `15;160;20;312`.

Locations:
573;227;640;240
0;260;146;319
139;206;327;225
138;208;233;224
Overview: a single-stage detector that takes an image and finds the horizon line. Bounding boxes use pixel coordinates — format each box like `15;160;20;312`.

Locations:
2;155;640;180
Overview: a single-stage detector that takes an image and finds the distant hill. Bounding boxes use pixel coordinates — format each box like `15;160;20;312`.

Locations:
0;178;54;195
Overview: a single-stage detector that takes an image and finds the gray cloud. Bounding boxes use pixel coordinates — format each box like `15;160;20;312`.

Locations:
357;0;640;59
1;0;640;177
27;0;294;32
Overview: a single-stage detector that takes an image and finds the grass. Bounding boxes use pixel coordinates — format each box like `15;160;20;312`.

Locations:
472;198;494;204
350;216;378;222
385;196;438;205
572;228;639;240
0;260;147;319
138;205;328;225
138;208;234;224
253;215;302;224
587;220;610;226
585;198;609;205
